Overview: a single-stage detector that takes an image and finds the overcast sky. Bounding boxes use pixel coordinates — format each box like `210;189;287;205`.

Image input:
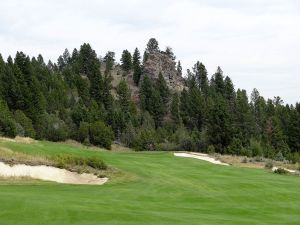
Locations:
0;0;299;104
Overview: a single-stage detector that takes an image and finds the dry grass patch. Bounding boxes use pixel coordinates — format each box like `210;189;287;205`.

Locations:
214;154;299;171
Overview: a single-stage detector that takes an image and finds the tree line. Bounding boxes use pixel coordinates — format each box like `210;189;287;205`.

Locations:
0;39;299;163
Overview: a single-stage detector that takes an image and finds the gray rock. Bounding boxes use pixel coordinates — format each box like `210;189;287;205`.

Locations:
141;50;185;92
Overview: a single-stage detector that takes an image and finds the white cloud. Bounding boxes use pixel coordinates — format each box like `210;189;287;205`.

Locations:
0;0;299;104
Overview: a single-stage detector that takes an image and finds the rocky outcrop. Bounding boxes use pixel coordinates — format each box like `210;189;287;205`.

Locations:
142;51;185;92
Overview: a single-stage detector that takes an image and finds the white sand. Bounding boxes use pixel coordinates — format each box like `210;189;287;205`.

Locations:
174;152;229;166
0;162;108;185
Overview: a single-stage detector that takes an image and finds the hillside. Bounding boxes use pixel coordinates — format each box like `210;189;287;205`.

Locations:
0;38;300;164
0;139;300;225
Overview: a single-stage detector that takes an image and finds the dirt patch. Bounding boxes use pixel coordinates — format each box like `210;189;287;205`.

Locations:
174;152;229;166
0;162;108;185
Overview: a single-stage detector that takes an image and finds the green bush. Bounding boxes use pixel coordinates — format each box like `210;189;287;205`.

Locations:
14;110;36;138
35;113;68;141
15;123;25;137
51;154;107;170
207;145;215;154
121;122;136;147
77;121;90;143
134;129;156;151
180;137;194;151
156;142;179;151
226;138;243;155
275;152;285;162
274;168;288;175
89;120;114;149
248;139;263;156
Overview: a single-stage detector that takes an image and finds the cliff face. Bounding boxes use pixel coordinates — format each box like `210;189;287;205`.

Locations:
142;51;185;92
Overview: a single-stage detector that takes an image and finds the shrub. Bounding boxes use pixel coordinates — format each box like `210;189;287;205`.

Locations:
51;154;107;170
15;123;25;137
35;113;68;141
121;122;136;147
180;137;194;151
265;160;273;169
240;147;252;157
89;121;114;149
274;168;288;175
207;145;215;154
191;130;208;152
134;129;156;151
226;138;243;155
156;142;179;151
275;151;285;162
77;122;90;143
248;139;263;156
14;110;35;138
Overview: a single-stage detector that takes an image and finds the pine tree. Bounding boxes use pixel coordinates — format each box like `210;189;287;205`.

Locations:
132;48;142;85
207;96;231;153
177;61;182;76
234;89;254;146
157;72;170;105
103;51;115;74
165;46;176;60
194;62;208;93
140;75;153;112
63;48;71;65
146;38;159;53
77;43;100;79
120;50;132;73
171;93;181;124
117;79;131;114
224;76;235;102
213;66;225;95
149;88;164;127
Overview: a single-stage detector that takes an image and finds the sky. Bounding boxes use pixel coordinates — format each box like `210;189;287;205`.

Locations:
0;0;299;104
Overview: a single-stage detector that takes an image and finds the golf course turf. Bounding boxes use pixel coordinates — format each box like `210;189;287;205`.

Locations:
0;140;299;225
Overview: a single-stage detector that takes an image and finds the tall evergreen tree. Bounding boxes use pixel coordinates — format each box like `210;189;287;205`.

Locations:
146;38;159;53
103;51;115;74
213;66;225;95
120;50;132;73
132;48;142;85
171;93;181;125
177;61;182;76
117;79;131;114
194;62;208;93
157;72;170;105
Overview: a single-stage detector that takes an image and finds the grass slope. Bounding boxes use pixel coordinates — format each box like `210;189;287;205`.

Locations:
0;140;299;225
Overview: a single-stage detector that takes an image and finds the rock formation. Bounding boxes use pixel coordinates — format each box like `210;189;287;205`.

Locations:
141;50;185;92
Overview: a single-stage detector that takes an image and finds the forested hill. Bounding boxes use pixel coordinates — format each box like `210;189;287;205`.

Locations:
0;38;299;162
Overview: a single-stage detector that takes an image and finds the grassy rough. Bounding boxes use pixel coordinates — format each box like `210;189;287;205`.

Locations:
0;140;300;225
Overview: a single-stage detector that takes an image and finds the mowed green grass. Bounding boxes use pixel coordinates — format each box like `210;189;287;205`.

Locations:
0;141;299;225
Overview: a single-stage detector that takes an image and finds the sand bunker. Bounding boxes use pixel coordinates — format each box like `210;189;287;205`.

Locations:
0;162;108;185
174;152;229;166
